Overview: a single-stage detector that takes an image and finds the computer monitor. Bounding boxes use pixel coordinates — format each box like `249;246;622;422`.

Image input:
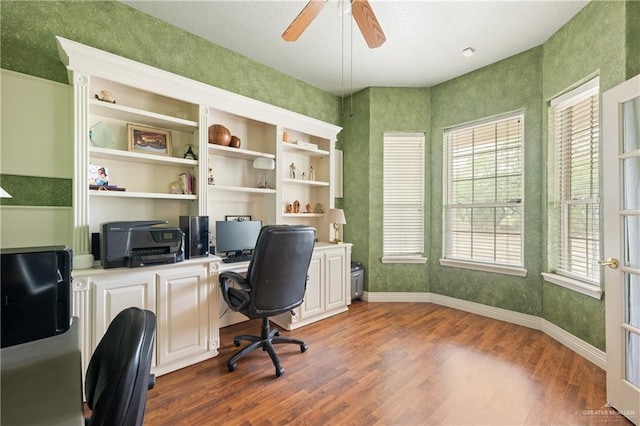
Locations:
215;220;262;259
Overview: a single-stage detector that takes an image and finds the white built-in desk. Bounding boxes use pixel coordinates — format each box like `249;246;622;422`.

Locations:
70;242;351;378
1;319;84;426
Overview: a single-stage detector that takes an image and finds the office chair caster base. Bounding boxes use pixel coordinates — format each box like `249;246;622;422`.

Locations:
276;366;284;377
300;344;308;353
233;339;241;347
228;362;237;372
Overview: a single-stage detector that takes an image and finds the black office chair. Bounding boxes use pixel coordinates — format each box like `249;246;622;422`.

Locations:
84;307;157;426
219;225;316;377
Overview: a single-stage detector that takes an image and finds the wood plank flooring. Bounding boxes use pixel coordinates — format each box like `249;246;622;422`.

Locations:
143;302;632;425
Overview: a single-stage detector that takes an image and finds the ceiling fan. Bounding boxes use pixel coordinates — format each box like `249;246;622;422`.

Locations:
282;0;386;49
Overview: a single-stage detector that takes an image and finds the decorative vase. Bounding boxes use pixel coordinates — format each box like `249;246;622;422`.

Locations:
229;135;241;148
208;124;231;146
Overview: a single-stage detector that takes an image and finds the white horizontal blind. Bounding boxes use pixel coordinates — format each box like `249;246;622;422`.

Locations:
550;78;600;283
383;133;425;256
443;113;524;267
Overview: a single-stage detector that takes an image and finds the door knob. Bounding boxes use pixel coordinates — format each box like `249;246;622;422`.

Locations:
598;258;619;269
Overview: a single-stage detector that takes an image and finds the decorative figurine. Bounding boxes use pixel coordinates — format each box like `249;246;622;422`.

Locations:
293;200;300;213
314;203;325;213
170;180;184;194
309;165;316;181
305;203;312;213
289;163;296;179
301;172;306;180
285;203;293;213
184;144;197;160
95;90;116;103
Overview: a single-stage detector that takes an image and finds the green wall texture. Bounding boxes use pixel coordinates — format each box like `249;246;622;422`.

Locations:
429;47;544;316
539;0;627;350
627;0;640;78
2;0;638;350
0;1;341;126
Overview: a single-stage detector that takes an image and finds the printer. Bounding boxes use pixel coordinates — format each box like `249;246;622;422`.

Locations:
100;221;185;268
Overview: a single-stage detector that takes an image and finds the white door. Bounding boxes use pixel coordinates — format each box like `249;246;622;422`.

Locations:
602;74;640;425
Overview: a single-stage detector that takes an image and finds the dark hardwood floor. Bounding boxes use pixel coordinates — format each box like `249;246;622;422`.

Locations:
144;302;632;425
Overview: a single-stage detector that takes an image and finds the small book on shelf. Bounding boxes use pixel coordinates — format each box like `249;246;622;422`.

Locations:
179;173;196;195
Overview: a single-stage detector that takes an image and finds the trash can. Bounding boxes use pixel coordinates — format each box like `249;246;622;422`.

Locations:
350;262;364;301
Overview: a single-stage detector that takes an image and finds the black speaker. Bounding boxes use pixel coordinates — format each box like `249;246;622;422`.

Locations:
179;216;209;259
91;232;100;260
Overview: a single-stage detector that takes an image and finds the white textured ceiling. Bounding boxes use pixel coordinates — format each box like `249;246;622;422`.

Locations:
122;0;589;96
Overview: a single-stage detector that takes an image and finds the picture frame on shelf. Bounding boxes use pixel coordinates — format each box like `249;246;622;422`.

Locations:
88;163;109;186
127;123;172;156
225;215;252;222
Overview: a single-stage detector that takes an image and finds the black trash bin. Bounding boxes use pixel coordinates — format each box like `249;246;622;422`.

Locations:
350;262;364;301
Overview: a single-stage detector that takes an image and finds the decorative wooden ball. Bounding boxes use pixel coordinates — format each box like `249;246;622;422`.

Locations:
229;135;241;148
208;124;231;146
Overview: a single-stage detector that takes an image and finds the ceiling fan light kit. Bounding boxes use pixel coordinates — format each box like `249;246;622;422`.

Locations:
282;0;386;49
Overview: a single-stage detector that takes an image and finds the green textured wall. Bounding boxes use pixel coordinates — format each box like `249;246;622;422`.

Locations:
342;89;371;272
0;1;341;125
342;88;431;292
540;0;627;351
429;47;544;316
368;87;431;292
627;0;640;78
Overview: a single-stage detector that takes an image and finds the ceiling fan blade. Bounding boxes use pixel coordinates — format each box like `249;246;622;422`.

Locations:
282;0;328;42
351;0;386;49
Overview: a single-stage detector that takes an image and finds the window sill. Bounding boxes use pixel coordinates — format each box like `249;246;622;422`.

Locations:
541;272;602;299
381;256;428;264
439;259;527;277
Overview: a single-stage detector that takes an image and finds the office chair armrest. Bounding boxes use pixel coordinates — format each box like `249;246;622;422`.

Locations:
219;271;248;287
219;271;251;312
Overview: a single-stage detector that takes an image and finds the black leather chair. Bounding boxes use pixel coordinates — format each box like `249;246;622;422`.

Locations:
84;307;157;426
219;225;316;377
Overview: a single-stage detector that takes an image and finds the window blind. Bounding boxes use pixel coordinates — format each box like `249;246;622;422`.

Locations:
550;78;600;283
443;113;524;267
383;133;425;256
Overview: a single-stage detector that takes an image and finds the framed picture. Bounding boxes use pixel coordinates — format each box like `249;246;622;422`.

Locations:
88;163;109;186
127;123;172;156
225;215;252;222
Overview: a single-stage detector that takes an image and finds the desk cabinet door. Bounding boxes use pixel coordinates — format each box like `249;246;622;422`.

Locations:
92;272;156;349
156;264;209;367
325;249;347;311
300;252;324;319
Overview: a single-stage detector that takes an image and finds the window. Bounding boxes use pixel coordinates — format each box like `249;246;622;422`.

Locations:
547;77;600;287
442;112;525;275
382;133;426;263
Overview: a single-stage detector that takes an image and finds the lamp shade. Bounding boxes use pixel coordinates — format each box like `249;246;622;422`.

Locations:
252;157;275;170
327;208;346;225
0;186;12;198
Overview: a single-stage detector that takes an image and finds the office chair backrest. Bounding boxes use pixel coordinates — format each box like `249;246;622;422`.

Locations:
85;307;156;426
247;225;316;315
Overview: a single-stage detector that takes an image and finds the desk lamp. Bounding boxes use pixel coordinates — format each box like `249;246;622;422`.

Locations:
253;158;275;189
327;208;346;244
0;186;12;198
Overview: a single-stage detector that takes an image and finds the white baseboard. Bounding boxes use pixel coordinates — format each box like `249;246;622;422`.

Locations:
363;291;431;303
540;319;606;370
363;291;606;369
